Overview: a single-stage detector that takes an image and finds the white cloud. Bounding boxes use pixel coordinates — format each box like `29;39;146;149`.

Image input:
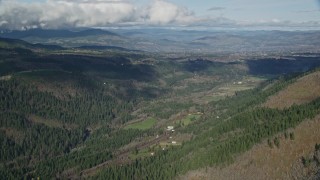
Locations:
0;0;197;29
0;0;137;29
142;0;196;25
0;20;8;26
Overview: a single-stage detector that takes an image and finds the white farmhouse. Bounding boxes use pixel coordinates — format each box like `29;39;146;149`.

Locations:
167;126;174;131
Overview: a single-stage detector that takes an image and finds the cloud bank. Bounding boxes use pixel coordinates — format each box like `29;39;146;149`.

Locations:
0;0;319;30
0;0;196;29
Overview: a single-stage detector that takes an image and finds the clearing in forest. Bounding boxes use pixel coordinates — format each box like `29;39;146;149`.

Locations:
124;118;156;130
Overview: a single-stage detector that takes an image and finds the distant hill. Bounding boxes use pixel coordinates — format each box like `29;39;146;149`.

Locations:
0;28;119;39
0;37;64;50
192;30;320;52
77;45;136;52
0;28;131;49
0;37;32;48
2;29;320;53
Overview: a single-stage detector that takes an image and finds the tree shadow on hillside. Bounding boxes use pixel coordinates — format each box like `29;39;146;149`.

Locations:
182;59;224;73
18;54;163;99
22;54;158;82
246;56;320;76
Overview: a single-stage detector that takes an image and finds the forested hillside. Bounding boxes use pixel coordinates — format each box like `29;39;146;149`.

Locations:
0;39;320;179
95;69;320;179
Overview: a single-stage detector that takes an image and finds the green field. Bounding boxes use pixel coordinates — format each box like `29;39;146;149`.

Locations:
179;114;201;126
129;148;153;160
124;118;157;130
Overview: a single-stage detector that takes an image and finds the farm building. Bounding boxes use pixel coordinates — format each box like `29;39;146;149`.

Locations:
167;126;174;131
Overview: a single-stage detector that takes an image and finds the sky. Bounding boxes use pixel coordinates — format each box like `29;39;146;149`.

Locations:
0;0;319;30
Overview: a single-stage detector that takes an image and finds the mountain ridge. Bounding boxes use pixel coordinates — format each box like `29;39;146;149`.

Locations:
0;28;119;39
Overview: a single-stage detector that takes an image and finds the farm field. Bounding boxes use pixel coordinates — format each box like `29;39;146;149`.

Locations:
124;118;157;130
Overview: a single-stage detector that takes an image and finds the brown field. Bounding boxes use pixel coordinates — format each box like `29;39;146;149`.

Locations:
0;128;24;144
35;81;80;99
28;115;78;129
264;71;320;109
180;114;320;180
